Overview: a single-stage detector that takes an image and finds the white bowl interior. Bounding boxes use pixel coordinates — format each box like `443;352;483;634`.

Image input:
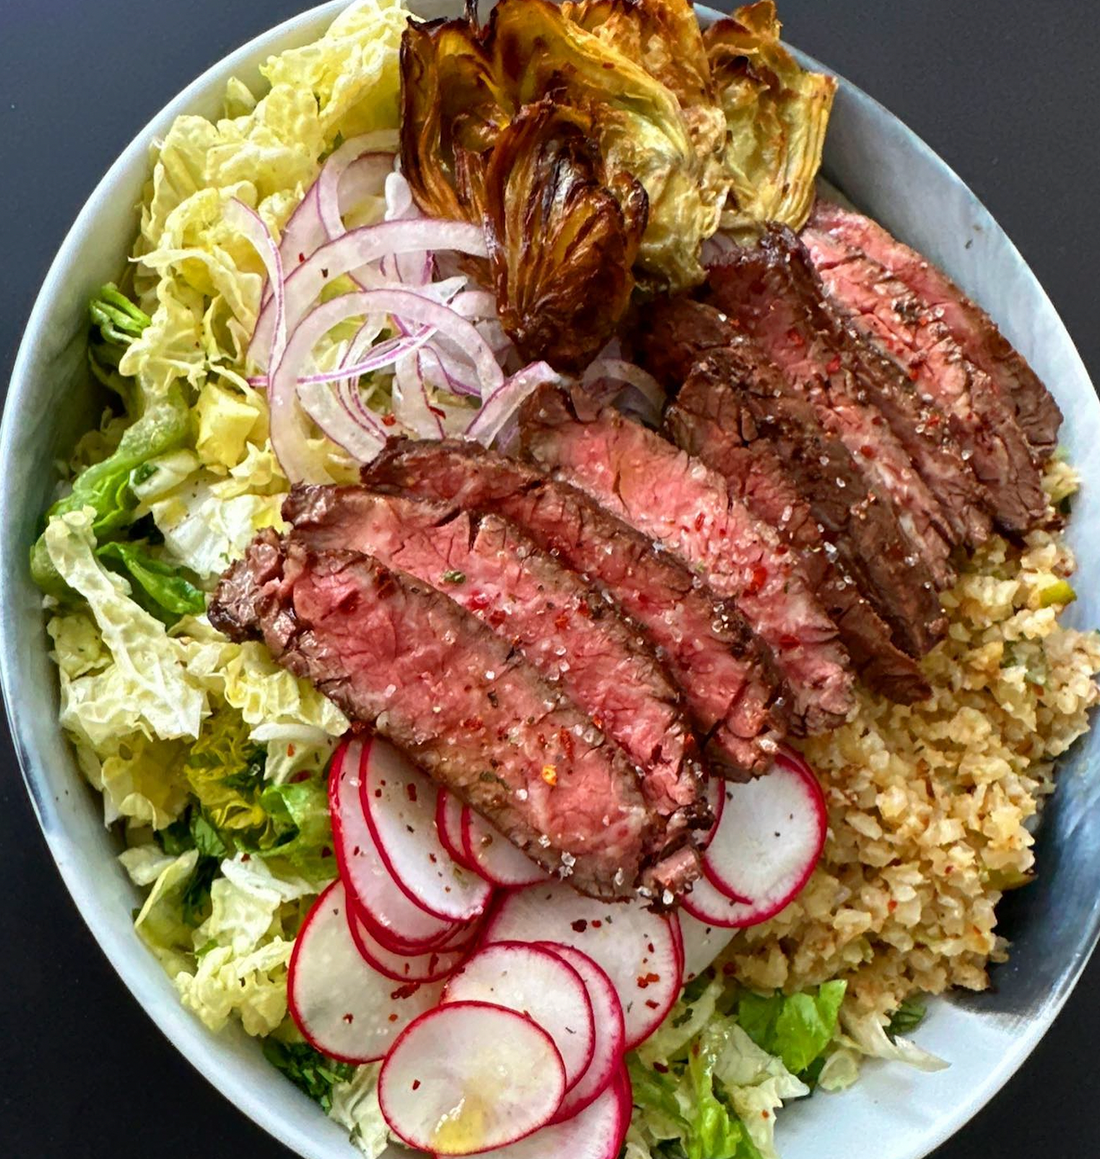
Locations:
2;5;1098;1159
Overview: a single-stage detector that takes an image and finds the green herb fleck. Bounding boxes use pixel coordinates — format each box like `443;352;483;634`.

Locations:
442;569;466;584
886;994;927;1038
263;1040;355;1113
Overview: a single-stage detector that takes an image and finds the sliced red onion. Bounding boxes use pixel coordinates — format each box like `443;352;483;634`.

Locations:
450;290;498;320
393;353;445;439
275;183;325;289
379;171;430;287
466;361;561;446
339;153;394;219
581;358;665;412
225;198;287;371
269;289;503;482
319;133;397;241
250;218;488;371
296;329;436;386
298;378;386;463
701;231;737;265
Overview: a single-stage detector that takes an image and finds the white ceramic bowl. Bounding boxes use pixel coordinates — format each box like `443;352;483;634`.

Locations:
4;4;1099;1158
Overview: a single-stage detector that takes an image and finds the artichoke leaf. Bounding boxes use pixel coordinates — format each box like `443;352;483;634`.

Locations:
484;100;647;372
704;0;837;238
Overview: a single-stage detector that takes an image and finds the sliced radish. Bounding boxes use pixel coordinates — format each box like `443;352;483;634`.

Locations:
436;789;481;874
441;1061;631;1159
288;880;444;1063
348;907;471;984
703;774;725;845
378;1001;566;1155
679;874;758;928
329;740;459;950
677;909;736;981
361;737;494;922
462;806;549;888
701;748;826;921
536;943;626;1122
483;883;682;1049
442;941;594;1093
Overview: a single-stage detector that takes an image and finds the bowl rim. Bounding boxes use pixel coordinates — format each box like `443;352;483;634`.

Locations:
3;3;1099;1159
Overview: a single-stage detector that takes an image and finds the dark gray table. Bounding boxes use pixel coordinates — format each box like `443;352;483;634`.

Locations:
1;1;1097;1155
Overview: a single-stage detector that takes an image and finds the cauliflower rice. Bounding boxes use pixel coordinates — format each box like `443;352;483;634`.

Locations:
720;459;1100;1020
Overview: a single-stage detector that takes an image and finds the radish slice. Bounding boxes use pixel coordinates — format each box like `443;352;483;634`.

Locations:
328;740;460;949
536;943;626;1122
436;790;482;874
348;907;471;984
378;1001;566;1155
677;909;736;981
361;738;494;922
443;1062;631;1159
442;942;595;1094
679;873;758;929
701;748;826;920
702;775;725;845
483;883;682;1049
668;909;685;977
461;806;549;888
287;880;444;1063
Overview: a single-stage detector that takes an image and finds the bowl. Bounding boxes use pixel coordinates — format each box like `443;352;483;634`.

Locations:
3;3;1099;1158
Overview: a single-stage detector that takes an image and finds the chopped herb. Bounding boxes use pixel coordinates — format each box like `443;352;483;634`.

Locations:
442;569;467;584
263;1040;355;1113
886;994;927;1038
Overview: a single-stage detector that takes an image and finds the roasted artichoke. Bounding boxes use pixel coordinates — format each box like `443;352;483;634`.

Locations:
704;1;837;237
398;0;834;369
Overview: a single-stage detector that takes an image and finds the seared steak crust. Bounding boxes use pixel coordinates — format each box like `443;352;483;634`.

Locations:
363;439;787;778
667;354;931;702
210;532;695;901
802;219;1046;532
809;200;1062;462
283;485;704;835
519;386;854;733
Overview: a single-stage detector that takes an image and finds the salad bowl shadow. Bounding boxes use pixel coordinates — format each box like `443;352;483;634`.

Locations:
2;3;1099;1158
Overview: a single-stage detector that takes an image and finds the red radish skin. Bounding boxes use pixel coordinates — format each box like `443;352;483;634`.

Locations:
435;789;481;874
436;1058;631;1159
461;805;549;888
483;883;682;1049
378;1000;567;1155
699;747;826;922
536;943;626;1122
679;874;758;929
328;740;462;950
677;909;736;981
288;880;444;1063
442;941;595;1093
361;736;494;921
348;906;471;984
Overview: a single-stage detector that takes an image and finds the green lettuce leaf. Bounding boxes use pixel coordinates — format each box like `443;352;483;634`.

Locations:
88;283;152;413
97;540;205;624
329;1063;391;1158
264;1040;356;1113
737;981;846;1076
31;388;190;593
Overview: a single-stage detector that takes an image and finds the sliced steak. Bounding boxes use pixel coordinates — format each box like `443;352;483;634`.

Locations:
707;230;961;582
363;439;787;778
809;199;1062;461
667;353;931;702
283;485;704;836
627;295;738;388
802;220;1047;532
210;531;693;901
519;386;854;733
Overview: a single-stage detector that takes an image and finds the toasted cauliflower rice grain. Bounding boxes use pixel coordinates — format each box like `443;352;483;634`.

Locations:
719;460;1100;1020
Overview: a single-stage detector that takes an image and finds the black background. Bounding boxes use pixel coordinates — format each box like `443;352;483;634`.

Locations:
1;1;1098;1155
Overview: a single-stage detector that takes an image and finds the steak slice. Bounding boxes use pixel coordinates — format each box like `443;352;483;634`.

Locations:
707;230;960;584
519;386;854;733
802;220;1047;532
283;485;705;837
363;439;787;779
667;352;931;702
809;199;1062;461
210;531;693;901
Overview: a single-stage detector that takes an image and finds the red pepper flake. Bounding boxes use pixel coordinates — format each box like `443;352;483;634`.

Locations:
554;610;570;632
722;962;737;976
241;853;251;862
321;846;333;859
412;1079;421;1091
693;511;706;532
786;328;806;348
636;972;661;989
375;789;383;798
745;564;768;595
428;853;437;864
653;1062;669;1074
645;999;660;1010
469;591;491;611
298;252;306;264
826;354;842;373
778;633;800;650
406;782;418;803
559;727;575;763
290;769;310;783
388;1013;399;1023
287;743;296;757
428;404;447;419
591;920;602;929
888;899;898;912
487;609;507;628
382;413;397;427
571;919;588;934
462;716;484;731
342;1013;354;1024
647;942;655;954
859;444;875;459
391;983;420;1001
908;364;921;381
